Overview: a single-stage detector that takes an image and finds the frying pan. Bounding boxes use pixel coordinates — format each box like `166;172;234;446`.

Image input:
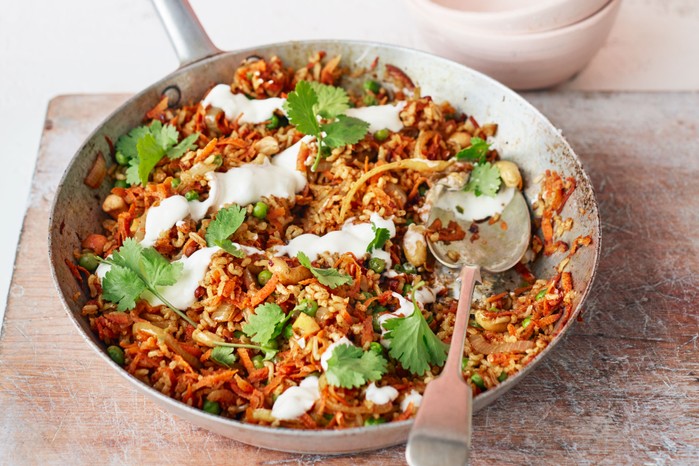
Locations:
48;0;601;454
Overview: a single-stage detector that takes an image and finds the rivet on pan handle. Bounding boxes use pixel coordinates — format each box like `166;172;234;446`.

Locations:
151;0;222;68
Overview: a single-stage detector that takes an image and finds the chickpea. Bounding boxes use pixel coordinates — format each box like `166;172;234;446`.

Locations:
102;194;127;218
494;160;523;190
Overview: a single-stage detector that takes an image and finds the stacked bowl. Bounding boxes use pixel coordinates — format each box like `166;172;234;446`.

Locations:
407;0;622;89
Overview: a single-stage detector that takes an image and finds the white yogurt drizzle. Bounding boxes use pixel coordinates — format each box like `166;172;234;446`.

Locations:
141;138;309;248
271;375;320;421
365;382;399;405
274;213;396;263
400;389;423;411
435;186;515;222
345;102;406;133
202;84;285;124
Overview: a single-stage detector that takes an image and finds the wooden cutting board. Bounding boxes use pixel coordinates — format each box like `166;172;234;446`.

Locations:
1;92;697;465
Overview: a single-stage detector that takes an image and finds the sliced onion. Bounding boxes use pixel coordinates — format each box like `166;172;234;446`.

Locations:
468;334;534;355
133;321;202;369
84;152;107;188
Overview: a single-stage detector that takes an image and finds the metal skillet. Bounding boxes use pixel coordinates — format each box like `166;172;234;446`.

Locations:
47;0;601;455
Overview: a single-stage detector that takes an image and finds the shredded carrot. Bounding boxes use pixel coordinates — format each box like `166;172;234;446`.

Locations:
249;273;279;307
192;370;238;391
237;348;255;374
486;292;508;304
145;96;168;120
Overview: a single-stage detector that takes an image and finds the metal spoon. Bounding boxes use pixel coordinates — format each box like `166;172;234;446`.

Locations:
406;189;531;466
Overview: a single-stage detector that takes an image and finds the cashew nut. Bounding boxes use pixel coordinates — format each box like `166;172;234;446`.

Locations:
447;132;472;151
403;224;427;267
474;310;510;332
254;136;280;156
494;160;522;190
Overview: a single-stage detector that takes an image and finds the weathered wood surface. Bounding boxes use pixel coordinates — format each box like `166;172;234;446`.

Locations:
1;92;697;465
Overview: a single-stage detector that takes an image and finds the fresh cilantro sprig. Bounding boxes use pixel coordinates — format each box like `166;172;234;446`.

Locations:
455;137;490;163
283;81;369;172
205;205;246;258
297;252;353;289
211;346;237;367
366;223;390;253
100;238;196;327
464;163;501;197
325;344;388;388
382;282;448;375
116;121;199;186
243;303;290;346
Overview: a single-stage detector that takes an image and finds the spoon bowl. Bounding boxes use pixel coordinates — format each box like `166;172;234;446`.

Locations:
406;189;531;466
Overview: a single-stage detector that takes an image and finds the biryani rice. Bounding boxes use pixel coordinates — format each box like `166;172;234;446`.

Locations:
75;52;590;429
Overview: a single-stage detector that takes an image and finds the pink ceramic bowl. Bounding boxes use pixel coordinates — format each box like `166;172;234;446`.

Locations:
408;0;621;90
417;0;610;34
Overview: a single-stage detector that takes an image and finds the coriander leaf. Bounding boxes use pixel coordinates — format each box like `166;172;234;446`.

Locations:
211;346;237;368
321;115;370;149
101;265;147;312
115;126;150;161
110;237;143;271
152;121;179;150
366;223;390;253
464;162;501;197
125;159;141;186
243;303;290;346
325;344;387;389
100;239;195;327
140;247;183;287
383;287;448;375
308;81;350;118
455;137;490;163
136;133;166;187
297;252;353;289
205;205;246;258
283;81;321;137
166;133;200;160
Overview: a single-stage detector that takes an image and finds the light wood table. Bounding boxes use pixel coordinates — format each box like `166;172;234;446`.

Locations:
1;93;697;465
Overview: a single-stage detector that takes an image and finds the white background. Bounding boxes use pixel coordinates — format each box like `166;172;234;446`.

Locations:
1;0;699;323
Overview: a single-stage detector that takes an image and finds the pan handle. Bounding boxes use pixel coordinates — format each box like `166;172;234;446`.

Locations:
151;0;222;68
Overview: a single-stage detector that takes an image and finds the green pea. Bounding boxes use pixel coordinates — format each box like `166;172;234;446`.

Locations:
282;324;294;340
498;372;508;382
363;80;381;94
418;185;428;196
257;269;272;286
107;345;125;365
115;151;129;166
171;178;181;188
369;342;383;355
211;154;223;167
471;373;486;390
114;179;128;189
266;113;288;129
295;299;318;317
373;129;389;142
371;304;387;315
522;316;532;328
79;253;100;272
368;257;386;274
536;288;547;301
253;201;268;219
402;263;417;274
233;330;245;338
405;218;414;226
203;399;221;415
364;416;386;426
461;357;469;371
393;264;404;273
372;313;383;333
363;94;377;107
361;291;374;301
252;355;265;369
184;190;199;201
320;145;331;157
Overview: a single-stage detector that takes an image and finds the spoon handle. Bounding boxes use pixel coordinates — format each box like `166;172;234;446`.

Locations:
406;265;481;466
